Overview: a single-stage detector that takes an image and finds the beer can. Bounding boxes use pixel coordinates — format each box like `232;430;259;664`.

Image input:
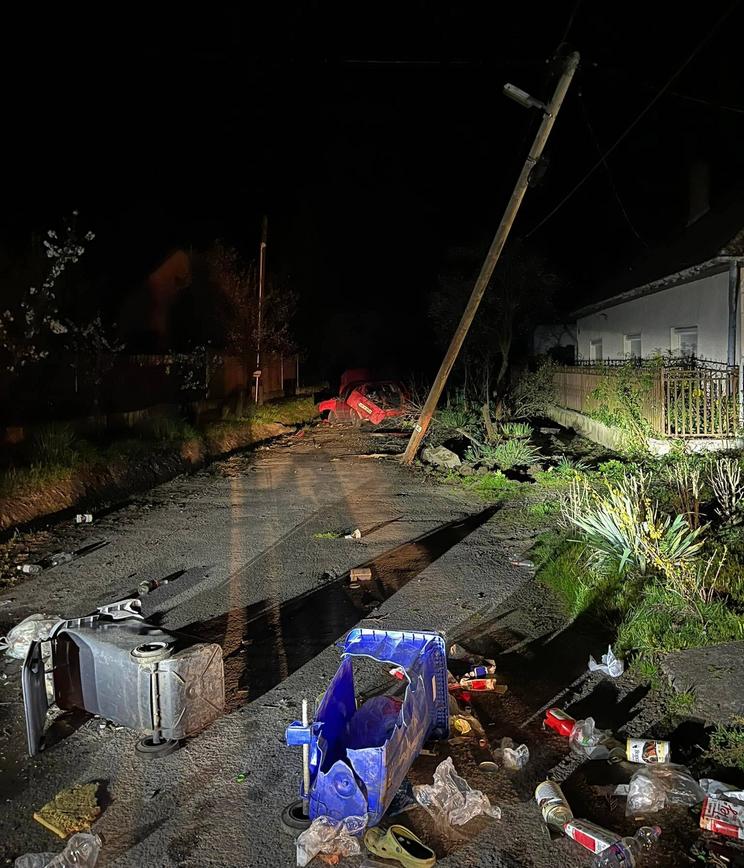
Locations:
535;781;574;831
544;708;576;738
626;738;670;764
700;797;744;841
563;819;621;853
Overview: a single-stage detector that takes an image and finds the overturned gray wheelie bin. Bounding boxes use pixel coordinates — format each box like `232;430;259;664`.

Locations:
22;597;224;758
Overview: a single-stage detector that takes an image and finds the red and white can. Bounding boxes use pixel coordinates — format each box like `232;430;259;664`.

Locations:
563;819;621;853
700;797;744;840
544;708;576;738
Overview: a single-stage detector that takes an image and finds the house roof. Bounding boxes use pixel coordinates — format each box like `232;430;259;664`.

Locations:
571;194;744;318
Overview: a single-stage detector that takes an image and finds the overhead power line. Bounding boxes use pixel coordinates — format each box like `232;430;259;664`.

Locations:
523;0;742;239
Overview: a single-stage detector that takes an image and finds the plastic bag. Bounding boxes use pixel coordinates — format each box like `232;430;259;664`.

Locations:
413;756;501;827
493;737;529;770
296;815;365;867
569;718;612;760
1;614;60;660
699;779;744;804
626;764;705;815
14;832;102;868
588;645;624;678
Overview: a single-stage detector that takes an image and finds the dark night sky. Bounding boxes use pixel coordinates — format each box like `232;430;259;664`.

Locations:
3;2;744;377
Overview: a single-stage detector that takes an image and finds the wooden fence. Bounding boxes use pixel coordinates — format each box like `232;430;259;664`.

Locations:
552;361;740;438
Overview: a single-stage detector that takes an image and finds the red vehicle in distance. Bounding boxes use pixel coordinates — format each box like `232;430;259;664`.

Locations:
317;369;409;426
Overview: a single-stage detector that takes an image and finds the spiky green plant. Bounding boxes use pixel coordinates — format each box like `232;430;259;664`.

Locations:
499;421;533;440
490;439;541;471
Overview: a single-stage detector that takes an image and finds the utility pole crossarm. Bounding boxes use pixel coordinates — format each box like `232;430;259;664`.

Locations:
401;51;580;464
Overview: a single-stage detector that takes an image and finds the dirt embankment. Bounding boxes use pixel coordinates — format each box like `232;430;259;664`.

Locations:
0;421;293;532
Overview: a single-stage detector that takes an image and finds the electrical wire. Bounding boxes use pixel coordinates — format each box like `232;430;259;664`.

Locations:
523;0;742;239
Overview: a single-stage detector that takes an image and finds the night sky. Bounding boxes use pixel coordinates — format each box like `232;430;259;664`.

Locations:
3;2;744;378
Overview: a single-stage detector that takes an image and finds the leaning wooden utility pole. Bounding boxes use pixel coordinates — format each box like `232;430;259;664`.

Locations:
402;51;580;464
254;215;268;404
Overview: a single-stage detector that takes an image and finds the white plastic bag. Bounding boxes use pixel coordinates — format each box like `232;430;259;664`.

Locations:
296;815;365;867
413;756;501;826
699;778;744;804
1;614;60;660
588;645;624;678
14;832;101;868
627;764;705;815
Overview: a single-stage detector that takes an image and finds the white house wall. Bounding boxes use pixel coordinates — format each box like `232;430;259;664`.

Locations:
576;271;730;362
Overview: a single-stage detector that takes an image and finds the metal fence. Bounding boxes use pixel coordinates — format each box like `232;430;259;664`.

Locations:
552;360;740;438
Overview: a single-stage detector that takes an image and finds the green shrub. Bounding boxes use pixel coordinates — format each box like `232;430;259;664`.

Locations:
553;454;590;478
436;405;478;431
489;439;541;470
596;459;631;482
708;721;744;773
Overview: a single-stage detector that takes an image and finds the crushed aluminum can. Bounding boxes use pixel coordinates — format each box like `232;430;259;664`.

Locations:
626;738;670;764
350;567;372;581
17;564;42;574
389;666;406;681
700;797;744;840
544;708;576;738
535;780;574;832
459;677;507;694
563;819;621;853
75;513;94;524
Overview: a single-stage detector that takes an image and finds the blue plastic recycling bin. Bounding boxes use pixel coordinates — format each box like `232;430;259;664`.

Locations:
285;628;449;825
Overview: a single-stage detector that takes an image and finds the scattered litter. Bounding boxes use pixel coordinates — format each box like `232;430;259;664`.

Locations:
544;708;576;738
568;718;613;760
564;818;621;853
17;564;42;575
463;663;496;678
591;825;661;867
345;528;362;540
458;677;507;694
74;514;94;524
296;815;365;867
535;780;574;831
33;783;101;838
626;738;670;765
699;779;744;803
413;756;501;827
700;796;744;840
138;577;170;595
2;614;60;660
350;567;372;581
389;666;407;681
626;764;705;815
14;832;102;868
493;737;529;770
588;645;624;678
509;559;535;569
364;824;436;866
613;784;630;797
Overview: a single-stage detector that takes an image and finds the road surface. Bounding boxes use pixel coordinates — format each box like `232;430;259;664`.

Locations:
0;425;667;867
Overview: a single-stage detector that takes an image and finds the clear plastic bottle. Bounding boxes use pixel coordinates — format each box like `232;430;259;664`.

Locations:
591;826;661;867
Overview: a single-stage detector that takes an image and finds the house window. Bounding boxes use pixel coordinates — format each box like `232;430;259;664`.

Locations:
589;338;603;362
624;333;642;358
671;326;698;358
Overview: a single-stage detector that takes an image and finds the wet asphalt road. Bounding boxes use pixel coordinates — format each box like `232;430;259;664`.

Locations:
0;426;673;867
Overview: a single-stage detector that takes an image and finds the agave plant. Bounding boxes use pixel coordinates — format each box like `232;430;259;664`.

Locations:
490;439;541;471
563;473;706;580
499;421;533;440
